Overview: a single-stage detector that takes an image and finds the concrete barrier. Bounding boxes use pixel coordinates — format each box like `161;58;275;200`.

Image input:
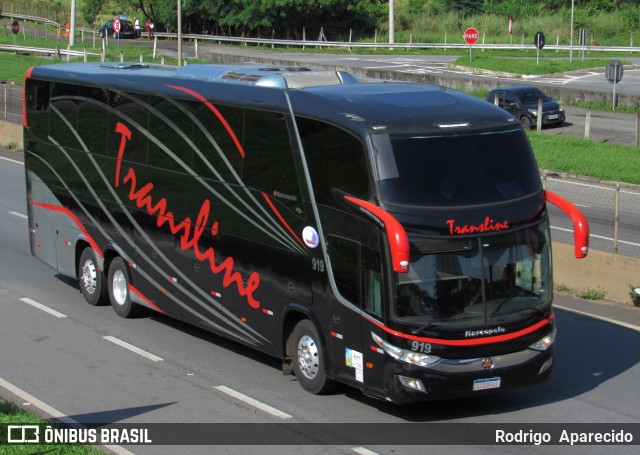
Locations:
0;120;22;149
553;241;639;305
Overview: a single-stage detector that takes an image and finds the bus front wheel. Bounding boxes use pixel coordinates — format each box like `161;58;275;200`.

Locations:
79;247;107;306
108;257;140;318
291;320;334;394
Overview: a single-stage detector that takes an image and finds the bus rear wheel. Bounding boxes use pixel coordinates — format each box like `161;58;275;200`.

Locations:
291;320;335;394
108;257;140;318
79;247;107;306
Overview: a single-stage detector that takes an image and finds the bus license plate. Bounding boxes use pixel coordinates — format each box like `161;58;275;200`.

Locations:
473;377;501;391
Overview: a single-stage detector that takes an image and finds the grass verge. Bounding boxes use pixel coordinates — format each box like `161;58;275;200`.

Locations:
528;131;640;185
0;400;104;454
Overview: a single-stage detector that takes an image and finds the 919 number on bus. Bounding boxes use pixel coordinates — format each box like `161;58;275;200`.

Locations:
411;341;432;353
312;258;325;272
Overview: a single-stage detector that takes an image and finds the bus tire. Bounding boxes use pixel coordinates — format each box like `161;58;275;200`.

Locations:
108;257;140;318
291;319;335;394
78;247;107;306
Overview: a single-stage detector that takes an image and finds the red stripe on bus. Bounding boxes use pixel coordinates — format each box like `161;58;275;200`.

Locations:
261;192;308;251
364;313;553;347
30;201;103;259
129;284;166;314
165;84;246;158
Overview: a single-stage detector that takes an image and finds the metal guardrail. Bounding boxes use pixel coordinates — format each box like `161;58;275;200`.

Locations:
3;11;640;54
0;44;99;58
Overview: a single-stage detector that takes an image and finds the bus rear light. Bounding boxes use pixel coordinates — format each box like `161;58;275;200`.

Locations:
398;375;427;393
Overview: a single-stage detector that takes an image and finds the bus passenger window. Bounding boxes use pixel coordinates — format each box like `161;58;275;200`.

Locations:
243;110;301;212
25;80;50;140
296;117;369;207
362;246;383;318
193;102;244;182
148;96;194;171
77;85;110;156
50;82;79;150
109;92;148;163
328;236;360;305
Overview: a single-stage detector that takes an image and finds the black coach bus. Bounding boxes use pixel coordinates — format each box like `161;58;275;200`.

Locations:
23;63;588;403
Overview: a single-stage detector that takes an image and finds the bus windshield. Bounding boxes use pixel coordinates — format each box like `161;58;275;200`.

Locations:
395;221;551;330
374;128;541;206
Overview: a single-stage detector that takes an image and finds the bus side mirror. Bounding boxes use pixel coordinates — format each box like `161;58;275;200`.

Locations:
344;196;410;273
546;190;589;258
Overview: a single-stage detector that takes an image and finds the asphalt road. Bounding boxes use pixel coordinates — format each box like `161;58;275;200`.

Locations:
2;145;640;454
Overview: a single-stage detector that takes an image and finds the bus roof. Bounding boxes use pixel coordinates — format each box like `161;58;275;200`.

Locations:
28;62;519;135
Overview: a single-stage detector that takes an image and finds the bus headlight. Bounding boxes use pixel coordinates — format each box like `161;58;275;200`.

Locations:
529;327;556;351
372;332;441;367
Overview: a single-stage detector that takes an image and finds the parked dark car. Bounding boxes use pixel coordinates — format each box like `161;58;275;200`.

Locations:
98;20;137;39
486;86;565;129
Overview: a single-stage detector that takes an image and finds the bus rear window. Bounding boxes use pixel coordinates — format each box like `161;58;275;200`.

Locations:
374;129;541;207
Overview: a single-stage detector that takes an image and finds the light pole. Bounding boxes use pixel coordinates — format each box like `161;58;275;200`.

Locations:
569;0;575;63
69;0;76;46
389;0;394;44
177;0;182;66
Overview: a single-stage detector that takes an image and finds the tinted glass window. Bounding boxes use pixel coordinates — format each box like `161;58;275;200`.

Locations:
193;102;244;182
109;91;148;163
50;82;79;150
376;128;541;206
25;79;50;140
296;117;369;207
77;85;110;156
242;109;301;210
148;96;194;170
328;236;360;304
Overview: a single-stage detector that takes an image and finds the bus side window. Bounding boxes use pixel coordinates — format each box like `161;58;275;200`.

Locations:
147;96;194;171
362;246;383;318
327;237;384;318
109;92;149;163
327;236;360;305
242;110;301;212
50;82;79;150
296;117;369;207
77;85;109;156
192;102;243;182
25;79;50;140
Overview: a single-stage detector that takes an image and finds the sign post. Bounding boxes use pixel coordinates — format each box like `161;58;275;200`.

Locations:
113;18;121;46
605;60;624;110
463;27;479;62
11;20;20;46
534;31;545;67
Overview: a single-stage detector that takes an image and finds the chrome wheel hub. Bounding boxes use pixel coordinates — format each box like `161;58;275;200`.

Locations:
297;335;319;380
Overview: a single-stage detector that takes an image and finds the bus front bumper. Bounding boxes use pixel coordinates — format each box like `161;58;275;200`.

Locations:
382;346;554;404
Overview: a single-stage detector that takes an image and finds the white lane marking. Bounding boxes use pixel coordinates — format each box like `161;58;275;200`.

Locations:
9;211;28;219
103;335;164;362
0;376;135;455
0;155;23;165
214;385;293;420
555;305;640;333
20;297;67;318
353;448;380;455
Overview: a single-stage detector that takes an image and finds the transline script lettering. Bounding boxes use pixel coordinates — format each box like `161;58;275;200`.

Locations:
114;122;261;309
446;217;510;235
